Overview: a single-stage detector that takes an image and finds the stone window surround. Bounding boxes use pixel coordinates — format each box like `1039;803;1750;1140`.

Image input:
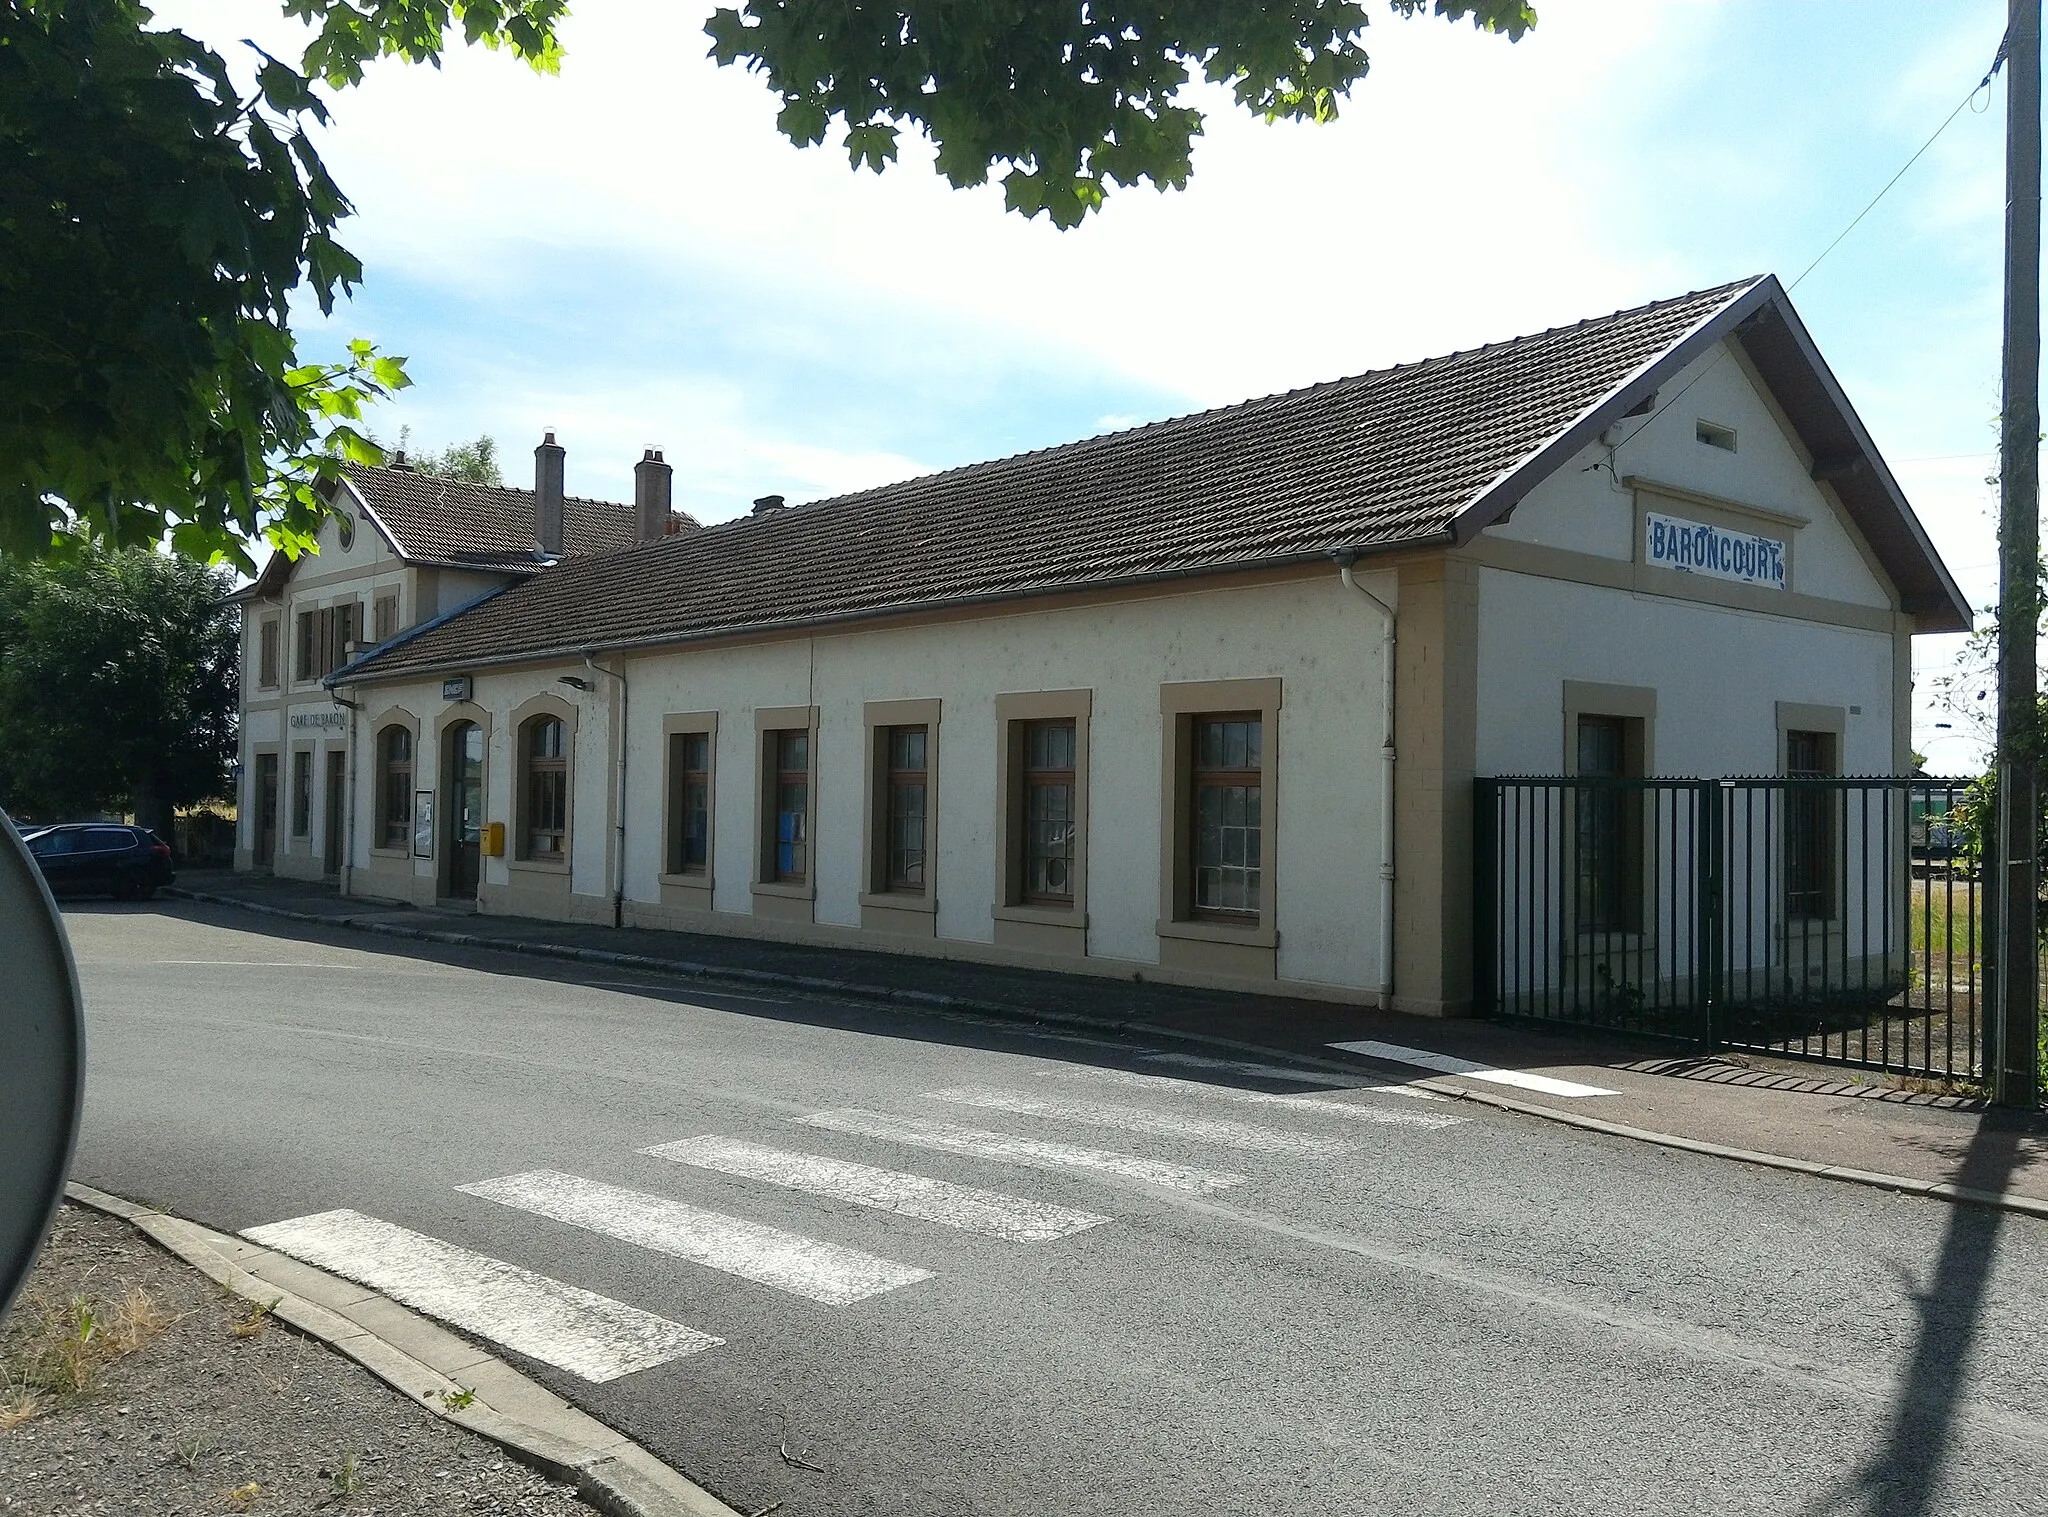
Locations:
1559;680;1658;947
658;710;719;912
1157;677;1282;962
992;689;1093;958
860;697;942;938
752;704;820;922
365;706;419;859
1775;699;1849;936
509;691;579;876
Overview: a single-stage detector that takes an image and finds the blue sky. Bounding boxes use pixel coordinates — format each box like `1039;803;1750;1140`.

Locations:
168;0;2017;770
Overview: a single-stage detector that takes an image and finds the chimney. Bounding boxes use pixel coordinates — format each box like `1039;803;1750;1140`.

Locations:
533;430;565;554
752;493;786;515
634;447;673;545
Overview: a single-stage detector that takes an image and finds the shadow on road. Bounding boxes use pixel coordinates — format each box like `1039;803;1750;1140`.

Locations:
66;898;1416;1103
1802;1117;2027;1517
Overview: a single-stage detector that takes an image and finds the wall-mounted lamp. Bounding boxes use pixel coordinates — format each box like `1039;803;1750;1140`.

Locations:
557;675;593;692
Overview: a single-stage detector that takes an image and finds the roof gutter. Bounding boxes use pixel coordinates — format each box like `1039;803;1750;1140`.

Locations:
338;533;1457;687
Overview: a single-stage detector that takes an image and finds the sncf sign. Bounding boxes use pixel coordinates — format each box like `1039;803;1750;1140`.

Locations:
1646;511;1786;590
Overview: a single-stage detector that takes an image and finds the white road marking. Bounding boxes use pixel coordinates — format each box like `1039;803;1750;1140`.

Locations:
795;1108;1246;1194
1142;1050;1449;1100
241;1209;717;1383
642;1135;1111;1242
457;1170;932;1306
1327;1040;1620;1098
1035;1067;1465;1130
923;1085;1357;1154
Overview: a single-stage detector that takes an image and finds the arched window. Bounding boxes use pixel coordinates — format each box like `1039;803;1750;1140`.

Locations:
522;716;568;860
378;726;412;849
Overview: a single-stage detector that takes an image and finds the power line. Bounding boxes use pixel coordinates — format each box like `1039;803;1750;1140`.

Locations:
1787;40;2008;294
1606;37;2009;467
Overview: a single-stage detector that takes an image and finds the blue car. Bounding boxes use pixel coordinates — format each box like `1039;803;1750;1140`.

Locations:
21;823;176;901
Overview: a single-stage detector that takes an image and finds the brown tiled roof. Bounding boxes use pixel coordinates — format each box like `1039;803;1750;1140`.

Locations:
342;466;671;570
340;275;1964;680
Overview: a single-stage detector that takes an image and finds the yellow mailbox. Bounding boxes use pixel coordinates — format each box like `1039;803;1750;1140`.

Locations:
481;821;506;858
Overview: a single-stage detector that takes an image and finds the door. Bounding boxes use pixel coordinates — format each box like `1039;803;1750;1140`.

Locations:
444;721;483;898
81;826;136;895
255;753;280;868
324;754;347;876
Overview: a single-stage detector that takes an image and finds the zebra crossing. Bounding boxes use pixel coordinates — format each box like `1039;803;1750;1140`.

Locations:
242;1059;1468;1384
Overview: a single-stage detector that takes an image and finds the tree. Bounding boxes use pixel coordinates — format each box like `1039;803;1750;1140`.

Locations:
416;434;504;486
5;1;1533;566
0;549;240;839
710;1;1536;228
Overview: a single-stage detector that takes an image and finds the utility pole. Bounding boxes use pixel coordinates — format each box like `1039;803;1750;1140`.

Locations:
1994;0;2042;1108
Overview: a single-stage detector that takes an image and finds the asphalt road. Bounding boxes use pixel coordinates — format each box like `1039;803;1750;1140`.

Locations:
61;900;2048;1517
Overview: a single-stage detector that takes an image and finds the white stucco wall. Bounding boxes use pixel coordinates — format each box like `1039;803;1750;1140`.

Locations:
351;570;1399;992
1491;340;1894;613
1474;569;1896;778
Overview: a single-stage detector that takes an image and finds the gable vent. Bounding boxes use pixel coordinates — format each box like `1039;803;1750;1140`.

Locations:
1696;420;1737;452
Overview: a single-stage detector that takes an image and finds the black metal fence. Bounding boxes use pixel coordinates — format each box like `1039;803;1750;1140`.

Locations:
1473;776;1984;1082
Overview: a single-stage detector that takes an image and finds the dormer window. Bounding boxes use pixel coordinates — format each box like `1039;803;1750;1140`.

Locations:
1696;420;1737;452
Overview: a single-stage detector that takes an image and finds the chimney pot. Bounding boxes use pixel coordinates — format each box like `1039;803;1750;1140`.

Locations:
533;432;566;555
634;446;674;545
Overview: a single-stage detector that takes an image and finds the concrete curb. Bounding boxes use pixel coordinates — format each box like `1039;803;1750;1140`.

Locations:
63;1182;741;1517
164;886;2048;1225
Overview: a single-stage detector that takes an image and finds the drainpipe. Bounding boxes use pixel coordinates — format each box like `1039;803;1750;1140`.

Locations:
1334;551;1397;1007
582;654;629;929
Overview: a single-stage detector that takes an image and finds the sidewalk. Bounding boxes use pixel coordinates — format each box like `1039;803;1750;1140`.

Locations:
162;871;2048;1212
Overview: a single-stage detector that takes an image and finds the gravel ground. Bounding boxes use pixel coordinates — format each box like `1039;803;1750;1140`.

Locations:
1;1205;601;1516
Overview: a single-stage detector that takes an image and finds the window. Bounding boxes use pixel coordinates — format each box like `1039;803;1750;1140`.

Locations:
373;593;399;644
1574;715;1636;933
881;725;929;893
1022;720;1077;904
295;603;360;682
667;729;712;876
1190;715;1263;918
377;726;411;849
995;692;1090;942
258;619;279;689
290;750;312;836
1785;728;1838;921
767;729;809;883
523;717;568;860
1160;680;1279;954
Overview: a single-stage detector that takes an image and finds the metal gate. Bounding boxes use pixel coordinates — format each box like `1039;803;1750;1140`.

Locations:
1473;776;1982;1082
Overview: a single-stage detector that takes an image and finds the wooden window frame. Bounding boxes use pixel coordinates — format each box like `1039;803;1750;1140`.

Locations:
520;716;570;862
1776;701;1847;929
994;690;1092;947
289;747;313;838
257;617;280;690
1158;679;1280;951
860;699;941;932
660;712;718;903
1020;720;1077;907
372;719;415;855
752;705;819;913
1560;680;1658;944
1187;713;1264;923
506;693;578;878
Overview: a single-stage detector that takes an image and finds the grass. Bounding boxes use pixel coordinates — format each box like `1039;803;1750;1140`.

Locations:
0;1281;171;1425
227;1296;282;1340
